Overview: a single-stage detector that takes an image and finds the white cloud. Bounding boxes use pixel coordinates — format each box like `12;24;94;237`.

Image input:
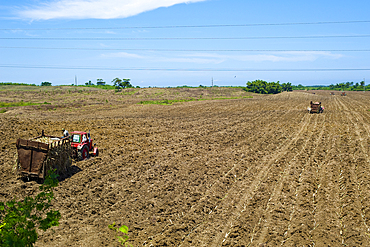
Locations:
182;51;343;62
246;51;343;62
156;53;224;63
160;57;224;64
17;0;206;20
101;52;144;58
100;51;343;64
101;51;224;63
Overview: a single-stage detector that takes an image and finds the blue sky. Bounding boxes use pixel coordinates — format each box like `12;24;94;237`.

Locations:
0;0;369;87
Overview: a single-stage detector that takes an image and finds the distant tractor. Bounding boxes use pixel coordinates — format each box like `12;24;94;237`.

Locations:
341;92;347;96
308;101;324;114
70;131;98;160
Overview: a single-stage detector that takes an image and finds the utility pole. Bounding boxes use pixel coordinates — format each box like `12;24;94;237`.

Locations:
364;78;366;92
212;77;213;87
75;75;77;86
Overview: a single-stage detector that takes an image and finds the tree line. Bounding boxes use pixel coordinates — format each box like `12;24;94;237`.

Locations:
0;82;37;86
3;79;368;93
85;78;134;89
328;81;366;91
245;80;368;94
39;77;136;89
292;81;367;91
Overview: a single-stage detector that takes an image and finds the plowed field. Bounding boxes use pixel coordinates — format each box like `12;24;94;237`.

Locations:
1;88;370;246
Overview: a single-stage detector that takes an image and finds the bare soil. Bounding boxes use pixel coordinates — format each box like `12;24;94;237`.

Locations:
1;87;370;246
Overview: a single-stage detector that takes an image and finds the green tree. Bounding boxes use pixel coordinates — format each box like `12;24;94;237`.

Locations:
338;83;345;91
40;82;52;86
112;78;122;89
96;79;106;86
85;80;93;86
245;80;282;94
281;82;293;92
112;78;132;90
267;81;282;94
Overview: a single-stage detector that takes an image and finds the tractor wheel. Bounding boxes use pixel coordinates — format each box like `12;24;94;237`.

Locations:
78;146;89;161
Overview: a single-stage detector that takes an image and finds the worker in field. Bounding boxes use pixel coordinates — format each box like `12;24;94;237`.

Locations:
62;128;69;138
320;105;325;113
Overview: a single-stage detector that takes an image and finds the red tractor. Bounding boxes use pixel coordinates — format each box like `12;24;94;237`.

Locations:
70;131;98;160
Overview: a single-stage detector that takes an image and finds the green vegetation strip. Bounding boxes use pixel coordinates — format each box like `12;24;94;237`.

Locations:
139;96;252;105
0;101;51;108
0;82;36;86
0;101;51;113
122;90;139;95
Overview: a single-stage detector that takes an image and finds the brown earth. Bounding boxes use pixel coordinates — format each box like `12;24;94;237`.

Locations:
1;87;370;246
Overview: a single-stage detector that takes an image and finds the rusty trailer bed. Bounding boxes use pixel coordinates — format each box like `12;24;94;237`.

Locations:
16;133;72;180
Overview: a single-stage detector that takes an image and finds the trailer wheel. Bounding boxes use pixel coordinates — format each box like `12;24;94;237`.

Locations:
78;146;89;161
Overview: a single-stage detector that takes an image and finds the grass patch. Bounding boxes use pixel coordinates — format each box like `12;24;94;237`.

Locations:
138;96;252;105
0;101;51;108
121;90;139;95
0;109;7;113
77;84;116;90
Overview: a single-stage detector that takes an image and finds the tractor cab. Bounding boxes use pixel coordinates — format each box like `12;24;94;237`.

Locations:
70;131;98;160
71;131;91;148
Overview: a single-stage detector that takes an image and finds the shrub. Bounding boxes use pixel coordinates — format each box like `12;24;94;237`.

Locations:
41;82;52;86
0;170;61;247
245;80;282;94
108;222;132;246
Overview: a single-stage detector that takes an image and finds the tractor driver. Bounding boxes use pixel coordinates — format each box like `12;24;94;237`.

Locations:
62;128;69;138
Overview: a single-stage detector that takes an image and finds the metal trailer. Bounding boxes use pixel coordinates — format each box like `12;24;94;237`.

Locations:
16;131;72;181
